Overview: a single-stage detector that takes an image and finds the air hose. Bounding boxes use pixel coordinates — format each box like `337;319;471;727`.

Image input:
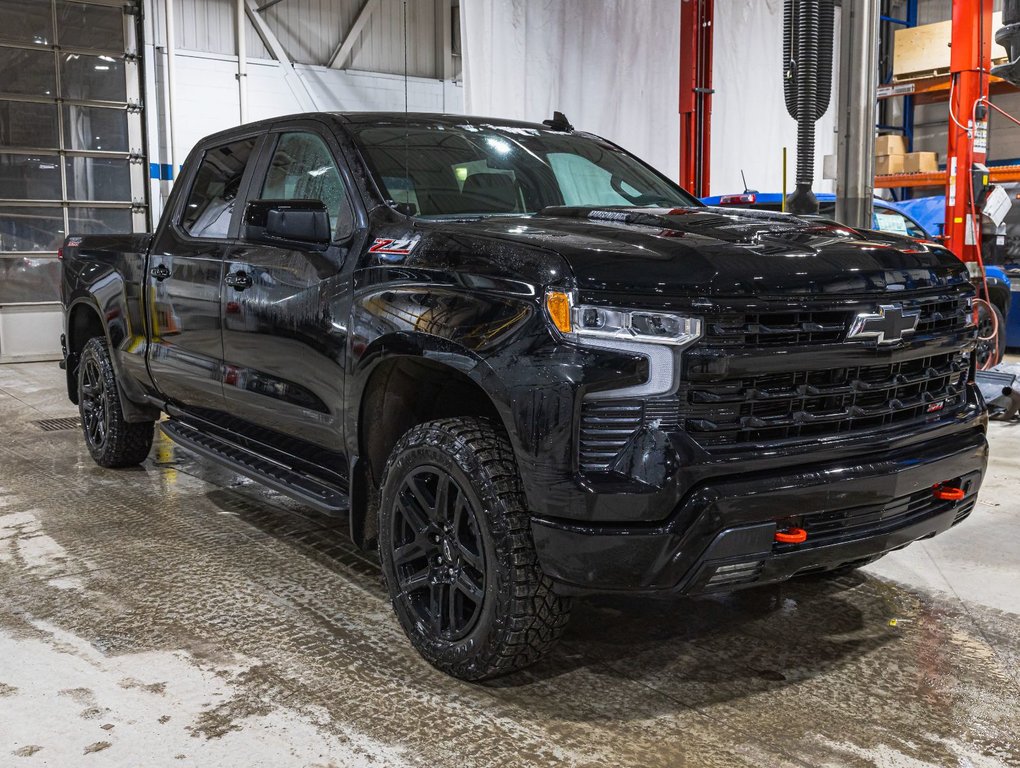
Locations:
783;0;836;215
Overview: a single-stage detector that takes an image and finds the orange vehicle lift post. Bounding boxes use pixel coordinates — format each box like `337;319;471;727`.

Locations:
944;0;994;268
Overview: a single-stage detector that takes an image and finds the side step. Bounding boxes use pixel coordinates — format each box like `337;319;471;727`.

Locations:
161;420;349;515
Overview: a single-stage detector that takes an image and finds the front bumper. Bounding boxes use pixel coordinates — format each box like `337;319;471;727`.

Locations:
531;427;988;595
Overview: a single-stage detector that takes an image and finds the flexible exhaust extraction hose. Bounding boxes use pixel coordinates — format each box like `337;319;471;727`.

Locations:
783;0;835;215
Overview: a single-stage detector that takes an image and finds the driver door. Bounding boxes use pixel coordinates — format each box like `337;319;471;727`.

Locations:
220;125;358;465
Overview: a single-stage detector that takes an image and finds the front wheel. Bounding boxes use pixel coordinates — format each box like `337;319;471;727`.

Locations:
378;417;571;681
77;337;155;468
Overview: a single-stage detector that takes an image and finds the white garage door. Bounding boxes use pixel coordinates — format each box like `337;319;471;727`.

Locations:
0;0;146;362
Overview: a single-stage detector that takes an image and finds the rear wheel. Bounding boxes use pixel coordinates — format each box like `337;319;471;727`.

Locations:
378;417;571;681
78;337;155;467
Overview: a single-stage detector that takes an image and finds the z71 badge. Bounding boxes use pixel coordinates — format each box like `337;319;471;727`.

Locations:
369;235;420;255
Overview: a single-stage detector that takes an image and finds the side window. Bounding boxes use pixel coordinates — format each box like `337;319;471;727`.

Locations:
181;137;258;239
261;132;354;239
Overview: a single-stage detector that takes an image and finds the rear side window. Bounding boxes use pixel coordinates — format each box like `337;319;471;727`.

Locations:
181;137;258;238
261;132;354;239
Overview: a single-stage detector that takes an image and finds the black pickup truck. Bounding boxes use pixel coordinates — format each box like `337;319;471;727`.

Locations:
60;112;988;680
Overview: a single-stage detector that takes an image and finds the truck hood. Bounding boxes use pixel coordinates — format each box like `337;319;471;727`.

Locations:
442;206;965;299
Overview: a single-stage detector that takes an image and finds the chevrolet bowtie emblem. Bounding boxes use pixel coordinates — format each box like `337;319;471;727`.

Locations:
847;304;920;346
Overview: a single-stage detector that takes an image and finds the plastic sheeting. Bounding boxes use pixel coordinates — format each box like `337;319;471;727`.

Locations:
711;0;838;196
460;0;681;179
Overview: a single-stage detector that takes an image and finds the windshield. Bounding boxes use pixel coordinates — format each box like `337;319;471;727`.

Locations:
348;123;700;219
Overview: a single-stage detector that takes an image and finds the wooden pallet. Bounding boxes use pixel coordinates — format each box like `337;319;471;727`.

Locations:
893;13;1007;82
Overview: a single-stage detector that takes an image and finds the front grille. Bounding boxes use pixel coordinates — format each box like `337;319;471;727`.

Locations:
575;288;974;471
579;397;680;472
705;291;971;347
683;351;970;446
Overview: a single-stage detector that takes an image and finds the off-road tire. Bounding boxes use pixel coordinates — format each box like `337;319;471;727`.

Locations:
378;417;571;681
77;337;155;468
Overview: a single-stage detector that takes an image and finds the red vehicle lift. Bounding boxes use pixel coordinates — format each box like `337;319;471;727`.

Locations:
679;0;713;197
944;0;994;268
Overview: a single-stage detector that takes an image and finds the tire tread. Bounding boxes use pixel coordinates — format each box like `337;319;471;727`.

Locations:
379;416;571;680
79;337;154;468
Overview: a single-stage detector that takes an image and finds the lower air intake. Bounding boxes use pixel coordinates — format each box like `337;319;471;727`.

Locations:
705;560;765;589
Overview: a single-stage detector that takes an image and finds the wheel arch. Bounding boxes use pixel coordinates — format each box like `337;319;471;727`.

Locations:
347;339;514;549
65;296;159;422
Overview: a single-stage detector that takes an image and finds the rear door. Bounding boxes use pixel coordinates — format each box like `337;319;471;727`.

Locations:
146;133;262;412
220;124;360;464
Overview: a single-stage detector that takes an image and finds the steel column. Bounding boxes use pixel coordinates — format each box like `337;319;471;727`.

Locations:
164;0;178;177
679;0;713;195
237;0;248;122
835;0;880;229
944;0;993;267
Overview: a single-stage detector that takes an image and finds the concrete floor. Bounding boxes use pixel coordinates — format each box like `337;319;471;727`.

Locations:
0;362;1018;768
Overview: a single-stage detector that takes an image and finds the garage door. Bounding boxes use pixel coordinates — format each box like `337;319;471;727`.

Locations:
0;0;146;362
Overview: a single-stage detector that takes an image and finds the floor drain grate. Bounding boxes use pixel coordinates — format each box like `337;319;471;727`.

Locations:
32;417;81;432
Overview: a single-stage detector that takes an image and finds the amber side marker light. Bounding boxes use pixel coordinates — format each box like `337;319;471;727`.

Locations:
774;527;808;544
546;290;572;334
933;483;965;501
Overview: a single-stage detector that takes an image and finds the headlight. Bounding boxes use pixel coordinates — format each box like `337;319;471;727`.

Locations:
544;290;703;346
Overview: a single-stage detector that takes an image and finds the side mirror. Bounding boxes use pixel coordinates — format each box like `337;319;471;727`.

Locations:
243;199;331;246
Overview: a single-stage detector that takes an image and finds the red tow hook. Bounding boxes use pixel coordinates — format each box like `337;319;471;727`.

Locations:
774;527;808;544
933;483;965;501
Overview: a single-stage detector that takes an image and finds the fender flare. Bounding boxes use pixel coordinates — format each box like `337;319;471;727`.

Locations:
345;332;517;547
65;296;160;423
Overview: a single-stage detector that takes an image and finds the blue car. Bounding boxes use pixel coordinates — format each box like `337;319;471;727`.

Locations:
701;192;932;238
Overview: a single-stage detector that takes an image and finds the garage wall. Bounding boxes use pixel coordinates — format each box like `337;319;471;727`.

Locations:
163;52;462;168
711;0;839;197
460;0;681;180
164;0;456;77
142;0;464;224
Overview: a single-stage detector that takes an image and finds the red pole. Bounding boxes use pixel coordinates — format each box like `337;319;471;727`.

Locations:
944;0;993;266
679;0;713;196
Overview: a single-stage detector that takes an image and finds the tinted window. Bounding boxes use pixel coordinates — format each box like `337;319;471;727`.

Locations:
261;132;353;239
181;137;258;239
351;124;698;219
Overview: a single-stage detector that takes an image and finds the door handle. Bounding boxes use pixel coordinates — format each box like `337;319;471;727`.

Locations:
225;270;253;291
150;263;171;282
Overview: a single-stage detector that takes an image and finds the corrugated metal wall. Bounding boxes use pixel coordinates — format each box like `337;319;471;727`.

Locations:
170;0;451;77
174;0;271;59
916;0;1002;26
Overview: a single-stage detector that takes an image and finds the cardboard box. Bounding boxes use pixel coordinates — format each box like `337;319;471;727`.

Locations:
903;151;938;173
876;135;908;156
876;154;905;175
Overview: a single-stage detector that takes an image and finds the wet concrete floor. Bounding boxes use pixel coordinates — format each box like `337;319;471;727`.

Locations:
0;361;1018;767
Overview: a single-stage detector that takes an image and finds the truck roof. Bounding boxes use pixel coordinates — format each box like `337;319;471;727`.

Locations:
195;112;556;147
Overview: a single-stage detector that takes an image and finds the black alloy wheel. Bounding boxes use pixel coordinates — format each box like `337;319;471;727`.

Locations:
76;337;155;467
79;351;109;450
378;417;571;681
390;466;486;641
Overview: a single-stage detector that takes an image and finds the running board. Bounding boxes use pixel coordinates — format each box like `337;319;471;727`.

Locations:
160;420;349;515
